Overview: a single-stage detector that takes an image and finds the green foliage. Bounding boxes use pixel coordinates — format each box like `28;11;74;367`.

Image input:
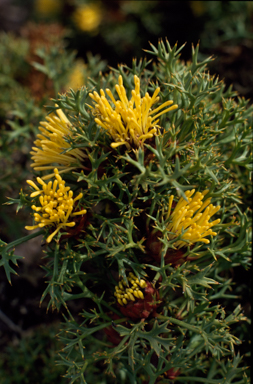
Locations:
0;32;30;119
32;46;76;95
0;28;108;249
0;229;43;283
0;40;251;383
197;1;253;48
0;324;67;384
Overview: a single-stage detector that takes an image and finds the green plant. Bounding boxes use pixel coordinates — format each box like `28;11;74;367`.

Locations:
0;324;67;384
0;28;107;245
195;1;253;49
1;39;251;383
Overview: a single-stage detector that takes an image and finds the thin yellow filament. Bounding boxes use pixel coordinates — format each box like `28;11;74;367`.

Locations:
167;189;220;248
30;108;86;180
114;272;147;306
89;75;178;149
25;168;87;243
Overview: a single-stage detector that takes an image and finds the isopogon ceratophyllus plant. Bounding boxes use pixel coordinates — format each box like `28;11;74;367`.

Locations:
1;40;251;384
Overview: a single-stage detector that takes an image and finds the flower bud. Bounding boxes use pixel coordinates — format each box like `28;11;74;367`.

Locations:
115;273;160;320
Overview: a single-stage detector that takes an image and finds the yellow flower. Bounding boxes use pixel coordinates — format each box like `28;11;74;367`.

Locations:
114;272;147;306
72;4;102;33
89;75;178;149
25;168;87;243
65;60;87;91
167;189;220;248
35;0;62;16
189;1;205;17
30;108;86;180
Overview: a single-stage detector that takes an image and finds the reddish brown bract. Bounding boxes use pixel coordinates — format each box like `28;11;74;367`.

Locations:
118;281;160;320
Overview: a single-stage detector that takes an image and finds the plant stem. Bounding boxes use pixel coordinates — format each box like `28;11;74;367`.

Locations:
4;229;44;251
156;314;201;333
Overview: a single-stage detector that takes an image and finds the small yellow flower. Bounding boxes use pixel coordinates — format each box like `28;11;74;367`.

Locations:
89;75;178;149
189;1;205;16
114;272;147;306
167;189;221;248
72;4;102;33
30;108;86;180
25;168;87;243
65;60;87;91
35;0;62;16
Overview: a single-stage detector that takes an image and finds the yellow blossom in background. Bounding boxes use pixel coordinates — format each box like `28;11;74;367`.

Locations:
189;1;205;17
89;75;178;149
167;189;220;248
65;59;87;91
34;0;62;16
30;108;86;180
25;168;87;243
72;4;102;34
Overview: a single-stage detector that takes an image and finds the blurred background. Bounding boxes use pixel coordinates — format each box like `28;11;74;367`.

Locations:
0;1;252;382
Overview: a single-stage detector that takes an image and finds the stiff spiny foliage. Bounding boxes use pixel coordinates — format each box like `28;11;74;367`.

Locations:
1;40;251;383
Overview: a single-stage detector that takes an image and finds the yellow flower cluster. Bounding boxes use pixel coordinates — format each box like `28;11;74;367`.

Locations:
30;109;86;180
72;4;102;33
35;0;62;16
65;60;87;91
167;189;220;248
114;272;147;306
89;75;178;149
25;168;87;243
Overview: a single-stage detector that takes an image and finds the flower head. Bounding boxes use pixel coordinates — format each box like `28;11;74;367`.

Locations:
30;109;86;180
35;0;62;16
89;75;178;149
72;4;102;33
25;168;87;243
167;189;221;249
114;272;159;320
65;60;86;91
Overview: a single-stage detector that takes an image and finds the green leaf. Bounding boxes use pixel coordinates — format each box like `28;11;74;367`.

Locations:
0;230;44;283
137;320;175;356
187;264;220;289
0;239;22;284
3;189;31;212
